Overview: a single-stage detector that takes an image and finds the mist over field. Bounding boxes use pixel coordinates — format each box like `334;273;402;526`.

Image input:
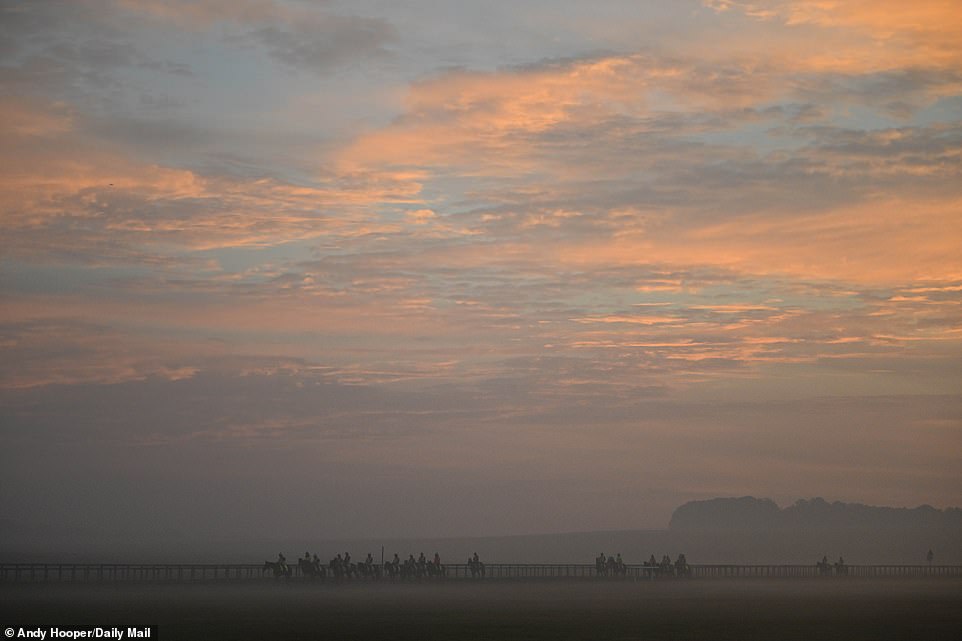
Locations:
4;496;959;565
4;580;962;641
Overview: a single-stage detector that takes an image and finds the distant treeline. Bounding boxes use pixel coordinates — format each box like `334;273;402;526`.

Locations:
669;496;962;531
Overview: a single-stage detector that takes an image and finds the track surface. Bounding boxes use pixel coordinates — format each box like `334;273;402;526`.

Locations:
3;578;961;640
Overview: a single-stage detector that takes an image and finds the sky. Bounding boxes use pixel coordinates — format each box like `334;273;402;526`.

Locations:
1;0;961;549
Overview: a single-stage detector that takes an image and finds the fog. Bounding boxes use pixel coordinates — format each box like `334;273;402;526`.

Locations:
4;526;959;566
4;580;961;641
5;496;961;565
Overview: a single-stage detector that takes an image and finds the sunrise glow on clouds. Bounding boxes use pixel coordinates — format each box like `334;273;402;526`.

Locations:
1;0;960;541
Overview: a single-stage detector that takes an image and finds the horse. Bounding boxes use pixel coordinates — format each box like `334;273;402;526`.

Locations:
595;554;607;577
384;560;400;580
401;559;418;580
356;561;381;580
816;558;832;577
263;561;291;579
833;558;848;577
468;559;485;579
328;558;346;581
298;558;326;580
653;555;673;578
605;556;622;578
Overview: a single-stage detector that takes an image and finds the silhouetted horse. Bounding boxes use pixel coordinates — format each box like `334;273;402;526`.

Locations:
674;555;691;578
328;558;347;581
654;556;674;578
384;560;400;580
263;561;291;579
356;560;381;580
468;558;485;578
817;557;832;577
604;556;627;578
834;557;847;576
298;558;326;579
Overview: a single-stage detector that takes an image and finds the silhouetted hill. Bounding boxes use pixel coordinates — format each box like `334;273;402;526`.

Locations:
780;498;962;529
670;496;962;531
666;497;962;564
670;497;780;530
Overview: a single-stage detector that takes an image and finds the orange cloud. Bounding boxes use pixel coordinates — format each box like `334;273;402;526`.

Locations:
339;55;662;172
0;98;427;258
4;11;960;400
549;196;962;285
338;52;798;176
0;99;74;138
705;0;962;68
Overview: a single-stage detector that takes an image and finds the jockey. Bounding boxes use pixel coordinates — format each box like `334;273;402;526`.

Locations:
277;552;287;572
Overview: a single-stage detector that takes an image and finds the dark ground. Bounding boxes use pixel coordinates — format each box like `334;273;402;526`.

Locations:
3;578;961;641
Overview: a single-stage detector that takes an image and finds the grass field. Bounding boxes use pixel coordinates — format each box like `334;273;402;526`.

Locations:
3;578;961;640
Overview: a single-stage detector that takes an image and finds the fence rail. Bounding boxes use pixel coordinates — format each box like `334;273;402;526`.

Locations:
2;563;960;583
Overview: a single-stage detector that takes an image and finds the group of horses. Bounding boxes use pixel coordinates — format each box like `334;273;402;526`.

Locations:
264;554;381;580
466;555;486;578
264;552;476;581
593;553;691;579
816;556;847;576
264;552;696;581
383;554;447;580
642;554;691;578
595;553;628;577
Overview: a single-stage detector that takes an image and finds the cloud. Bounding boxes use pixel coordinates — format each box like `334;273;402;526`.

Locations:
4;43;960;407
113;0;284;26
329;51;962;288
0;1;196;107
337;53;784;172
248;17;396;72
2;366;959;540
114;0;396;73
704;0;962;68
0;98;74;137
0;97;424;265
